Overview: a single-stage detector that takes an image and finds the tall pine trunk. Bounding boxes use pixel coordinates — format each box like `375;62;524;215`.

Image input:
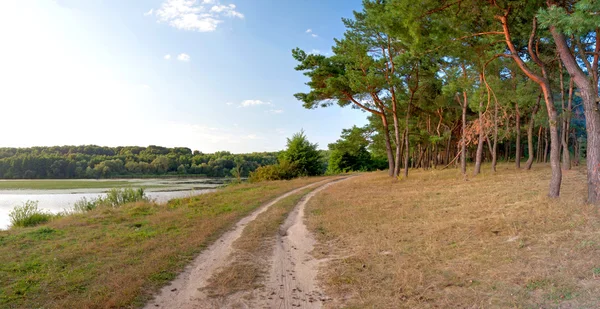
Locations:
561;78;573;170
491;96;498;172
515;101;521;168
474;74;485;176
460;91;468;175
403;102;411;178
500;15;561;197
381;116;395;177
525;94;541;170
551;28;599;202
392;111;401;178
541;84;562;197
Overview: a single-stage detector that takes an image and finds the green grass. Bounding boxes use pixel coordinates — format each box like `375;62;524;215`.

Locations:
0;180;138;190
0;176;331;309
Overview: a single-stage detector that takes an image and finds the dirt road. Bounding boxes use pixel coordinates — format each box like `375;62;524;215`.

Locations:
145;178;349;309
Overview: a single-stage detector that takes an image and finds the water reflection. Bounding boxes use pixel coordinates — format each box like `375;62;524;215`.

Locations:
0;178;225;230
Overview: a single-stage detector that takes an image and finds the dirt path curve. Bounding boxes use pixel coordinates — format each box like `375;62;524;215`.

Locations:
251;177;352;309
144;178;341;309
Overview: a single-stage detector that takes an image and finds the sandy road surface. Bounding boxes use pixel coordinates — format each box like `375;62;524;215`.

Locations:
144;178;348;309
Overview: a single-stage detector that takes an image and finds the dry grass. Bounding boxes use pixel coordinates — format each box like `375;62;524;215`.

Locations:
306;163;600;308
0;176;332;309
205;187;315;297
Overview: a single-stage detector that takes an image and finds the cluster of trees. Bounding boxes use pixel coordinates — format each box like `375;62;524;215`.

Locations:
293;0;600;203
250;131;325;182
326;126;388;174
0;145;277;179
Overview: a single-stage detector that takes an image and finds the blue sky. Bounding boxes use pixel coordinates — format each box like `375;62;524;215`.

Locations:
0;0;368;153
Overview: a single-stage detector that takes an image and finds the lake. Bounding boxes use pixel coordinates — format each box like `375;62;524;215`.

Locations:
0;178;227;230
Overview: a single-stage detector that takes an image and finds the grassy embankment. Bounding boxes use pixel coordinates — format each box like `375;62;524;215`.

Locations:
0;176;332;308
306;163;600;308
0;180;143;190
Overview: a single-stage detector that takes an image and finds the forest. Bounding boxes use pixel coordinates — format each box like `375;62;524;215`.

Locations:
291;0;600;203
0;145;278;179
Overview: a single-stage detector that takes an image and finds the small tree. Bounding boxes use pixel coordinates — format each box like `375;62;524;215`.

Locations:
279;130;323;176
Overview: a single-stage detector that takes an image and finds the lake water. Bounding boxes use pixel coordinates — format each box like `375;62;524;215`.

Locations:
0;178;226;230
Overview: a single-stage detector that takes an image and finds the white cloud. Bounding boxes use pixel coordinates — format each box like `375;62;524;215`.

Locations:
306;28;318;38
144;9;154;16
240;99;270;107
154;0;244;32
225;102;234;105
267;109;283;114
164;54;172;60
177;53;190;61
310;49;321;54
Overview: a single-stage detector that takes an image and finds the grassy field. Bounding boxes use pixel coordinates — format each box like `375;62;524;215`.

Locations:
0;176;332;308
306;163;600;308
0;180;141;190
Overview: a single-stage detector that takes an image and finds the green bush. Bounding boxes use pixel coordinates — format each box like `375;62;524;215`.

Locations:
249;160;300;182
72;197;98;213
103;188;148;207
9;201;54;228
72;188;149;213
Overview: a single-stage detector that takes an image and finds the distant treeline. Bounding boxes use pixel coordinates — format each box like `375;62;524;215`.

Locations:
0;145;278;179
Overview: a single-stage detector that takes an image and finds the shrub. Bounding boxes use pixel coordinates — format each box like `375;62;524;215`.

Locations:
9;201;54;228
72;197;98;213
102;188;148;207
248;160;300;182
72;188;149;213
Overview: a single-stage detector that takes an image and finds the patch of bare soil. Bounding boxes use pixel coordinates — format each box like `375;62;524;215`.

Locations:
144;178;345;309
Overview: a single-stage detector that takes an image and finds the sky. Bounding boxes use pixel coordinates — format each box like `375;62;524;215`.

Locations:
0;0;368;153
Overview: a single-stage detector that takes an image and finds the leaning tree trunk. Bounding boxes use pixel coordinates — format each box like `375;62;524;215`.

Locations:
500;15;562;197
525;95;541;170
515;101;521;168
551;27;599;202
580;88;600;202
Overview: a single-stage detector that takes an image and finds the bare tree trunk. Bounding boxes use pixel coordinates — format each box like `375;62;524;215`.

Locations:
474;94;485;175
515;101;521;168
445;134;452;165
537;126;543;163
551;27;598;202
392;111;401;177
460;92;468;175
382;116;395;177
561;78;573;170
543;127;549;163
491;96;498;172
525;94;541;170
403;103;411;178
500;14;561;197
574;133;580;166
